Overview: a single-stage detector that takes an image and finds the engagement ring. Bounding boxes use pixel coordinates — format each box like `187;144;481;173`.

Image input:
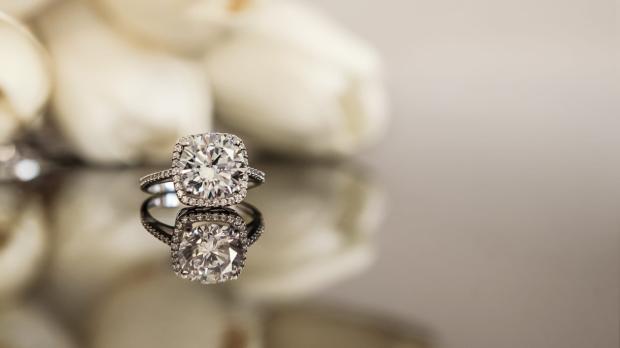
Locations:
139;133;265;207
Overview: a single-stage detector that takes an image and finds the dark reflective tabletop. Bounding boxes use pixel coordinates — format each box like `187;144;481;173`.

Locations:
1;154;617;348
0;162;431;348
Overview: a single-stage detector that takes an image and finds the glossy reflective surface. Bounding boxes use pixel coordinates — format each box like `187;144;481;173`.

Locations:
0;163;410;348
0;154;616;348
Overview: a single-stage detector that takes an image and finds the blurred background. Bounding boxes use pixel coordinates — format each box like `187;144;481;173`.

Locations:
0;0;617;348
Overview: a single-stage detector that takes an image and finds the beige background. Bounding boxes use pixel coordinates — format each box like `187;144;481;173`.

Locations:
310;1;618;348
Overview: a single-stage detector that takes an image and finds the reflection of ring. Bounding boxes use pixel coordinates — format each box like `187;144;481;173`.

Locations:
140;193;264;283
139;133;265;207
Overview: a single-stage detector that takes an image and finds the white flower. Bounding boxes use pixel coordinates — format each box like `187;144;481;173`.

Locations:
0;13;51;143
205;1;387;156
232;163;384;301
93;0;267;55
36;0;212;164
0;0;53;18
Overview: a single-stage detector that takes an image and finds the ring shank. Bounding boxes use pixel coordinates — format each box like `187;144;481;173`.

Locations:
139;167;265;195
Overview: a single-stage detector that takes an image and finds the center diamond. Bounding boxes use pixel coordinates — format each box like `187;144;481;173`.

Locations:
173;221;245;283
174;133;248;205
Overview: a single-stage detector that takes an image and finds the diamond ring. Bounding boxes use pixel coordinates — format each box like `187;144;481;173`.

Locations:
139;133;265;207
140;193;264;283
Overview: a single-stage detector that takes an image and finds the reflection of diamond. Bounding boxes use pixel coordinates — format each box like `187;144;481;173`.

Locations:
172;212;247;284
174;133;248;205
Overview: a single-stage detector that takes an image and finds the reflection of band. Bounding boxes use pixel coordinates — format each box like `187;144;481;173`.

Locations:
140;194;264;246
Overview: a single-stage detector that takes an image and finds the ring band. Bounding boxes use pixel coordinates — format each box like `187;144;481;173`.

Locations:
139;167;265;194
139;132;265;207
140;193;264;283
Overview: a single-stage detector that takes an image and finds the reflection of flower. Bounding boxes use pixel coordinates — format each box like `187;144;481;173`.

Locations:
206;1;388;156
90;271;261;348
0;13;51;143
46;169;168;321
233;162;385;301
0;303;76;348
36;1;212;164
0;187;47;301
265;306;429;348
2;167;425;347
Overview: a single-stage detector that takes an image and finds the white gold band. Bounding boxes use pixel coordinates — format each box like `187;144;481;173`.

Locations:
139;167;265;194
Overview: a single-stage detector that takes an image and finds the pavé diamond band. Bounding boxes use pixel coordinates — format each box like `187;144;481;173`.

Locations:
139;133;265;207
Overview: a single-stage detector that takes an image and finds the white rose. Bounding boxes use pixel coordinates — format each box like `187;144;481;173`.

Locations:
93;0;268;55
0;13;51;143
232;163;384;301
36;0;212;164
205;1;387;156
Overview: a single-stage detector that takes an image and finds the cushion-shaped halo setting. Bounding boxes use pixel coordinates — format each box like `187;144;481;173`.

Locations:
171;133;249;207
